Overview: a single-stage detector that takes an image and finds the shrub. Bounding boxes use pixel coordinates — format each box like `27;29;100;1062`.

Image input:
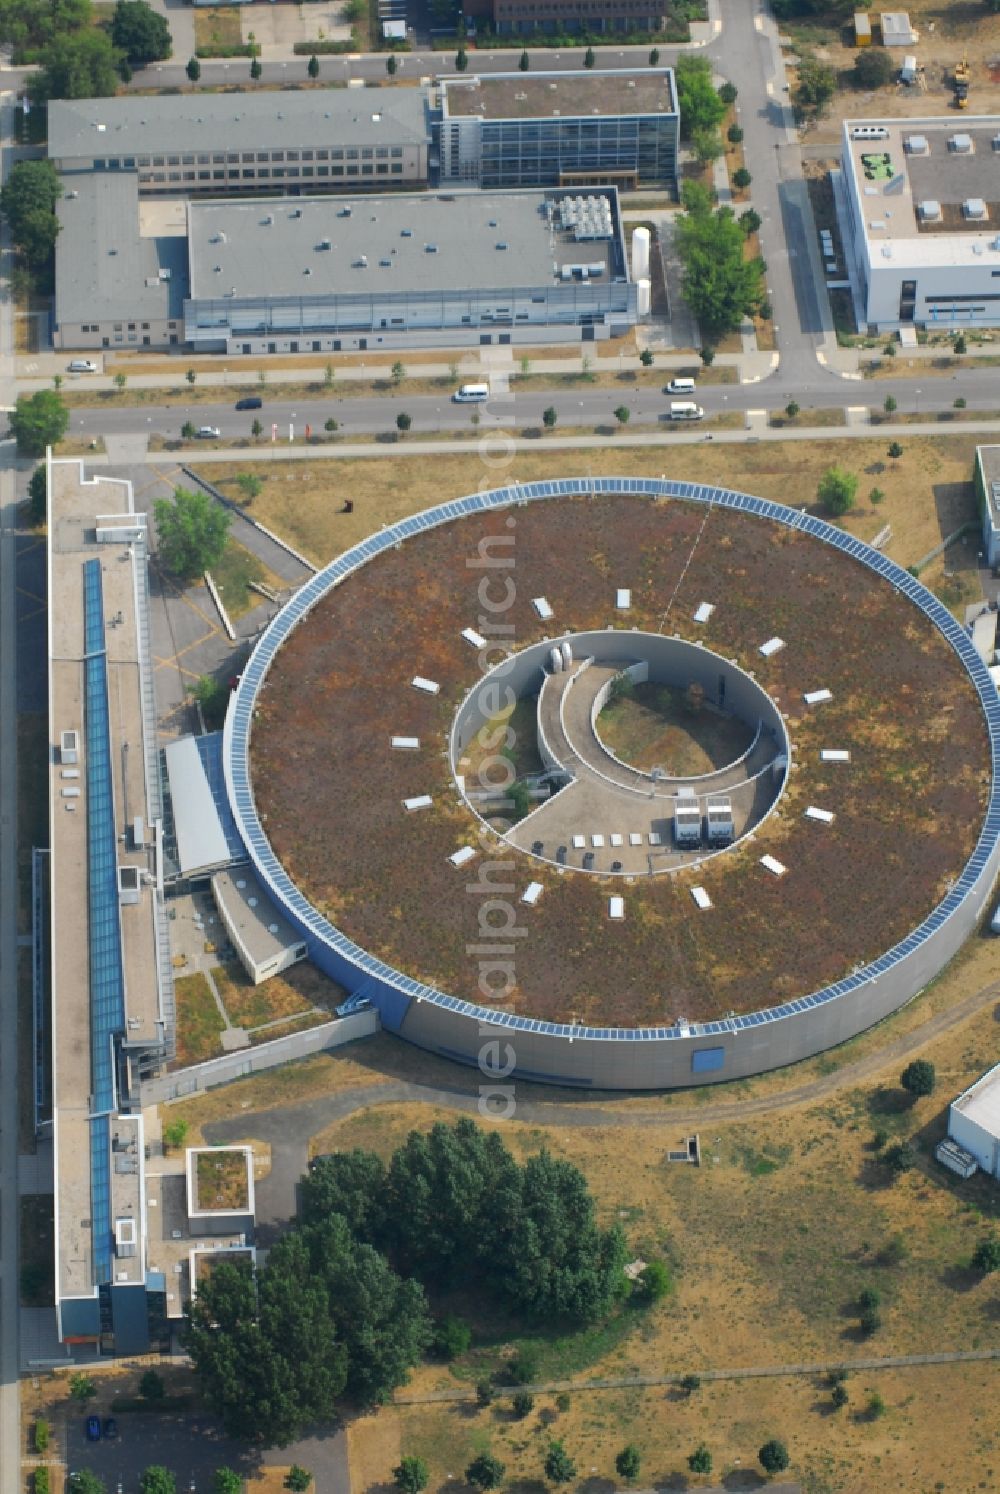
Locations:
544;1441;576;1484
785;400;800;420
466;1453;505;1491
817;465;858;517
869;487;885;506
888;441;904;459
860;1306;882;1336
883;394;897;415
34;1418;49;1453
555;1392;571;1412
476;1379;494;1407
394;1460;429;1494
615;1445;641;1480
140;1369;166;1401
687;1444;712;1474
508;1347;539;1385
732;166;751;190
883;1140;916;1176
727;122;743;144
972;1236;1000;1274
34;1471;50;1494
954;396;967;409
758;1439;789;1474
639;348;654;366
868;1392;886;1419
635;1259;671;1301
680;1373;702;1394
853;48;895;89
954;332;967;355
900;1059;935;1097
433;1315;471;1361
512;1390;534;1419
719;81;737;105
831;1381;849;1409
858;1287;881;1314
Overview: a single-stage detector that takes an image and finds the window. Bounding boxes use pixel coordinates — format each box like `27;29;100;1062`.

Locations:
123;157;135;168
243;169;254;178
347;165;359;175
242;343;251;354
362;148;373;159
302;150;314;161
153;156;164;166
376;146;388;158
273;167;286;178
302;166;314;177
198;153;209;164
167;155;179;166
127;322;135;331
212;153;224;163
182;154;194;165
213;170;224;179
391;147;403;157
346;148;359;159
377;164;388;174
317;149;329;160
272;150;284;162
141;322;149;330
226;153;239;163
198;170;210;180
391;164;403;174
287;150;299;161
258;168;270;178
169;171;180;182
318;166;330;176
256;151;269;162
331;149;343;160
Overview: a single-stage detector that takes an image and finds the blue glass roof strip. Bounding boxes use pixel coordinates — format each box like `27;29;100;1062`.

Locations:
90;1114;112;1284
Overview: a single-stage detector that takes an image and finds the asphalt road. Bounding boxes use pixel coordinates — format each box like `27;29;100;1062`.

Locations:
67;369;1000;443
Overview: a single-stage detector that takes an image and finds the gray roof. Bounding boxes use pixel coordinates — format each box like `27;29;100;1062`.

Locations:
163;735;235;877
54;173;187;326
48;87;431;162
442;68;677;121
212;867;305;966
188;189;622;300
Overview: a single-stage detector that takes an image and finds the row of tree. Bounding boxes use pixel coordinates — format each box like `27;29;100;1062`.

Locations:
186;1121;631;1446
0;0;170;99
69;1469;312;1493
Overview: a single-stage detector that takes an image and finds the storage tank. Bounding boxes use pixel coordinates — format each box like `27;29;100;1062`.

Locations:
631;226;651;282
549;647;564;673
560;640;573;669
637;279;652;317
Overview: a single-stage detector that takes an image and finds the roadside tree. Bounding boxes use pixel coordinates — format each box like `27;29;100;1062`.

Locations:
111;1;170;65
10;389;68;456
394;1457;429;1494
675;55;726;139
153;486;230;579
0;159;62;268
758;1440;790;1475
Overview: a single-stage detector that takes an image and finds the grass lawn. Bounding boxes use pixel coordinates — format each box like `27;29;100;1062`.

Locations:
195;1148;250;1211
172;972;226;1067
19;1194;54;1306
209;538;283;620
212;959;314;1029
597;682;753;775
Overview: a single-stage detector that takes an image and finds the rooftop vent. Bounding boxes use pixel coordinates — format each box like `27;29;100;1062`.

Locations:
303;266;312;275
918;199;941;221
401;227;412;236
317;237;331;250
425;243;438;252
379;257;392;266
496;241;508;250
213;264;222;273
905;134;928;154
372;111;382;122
262;213;274;225
965;197;988;220
290;207;302;218
950;133;973;153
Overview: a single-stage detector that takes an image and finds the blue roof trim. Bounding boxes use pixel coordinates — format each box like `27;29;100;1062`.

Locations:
223;478;1000;1045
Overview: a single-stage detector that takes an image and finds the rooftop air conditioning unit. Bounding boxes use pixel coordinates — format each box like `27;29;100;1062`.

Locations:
950;133;973;153
60;729;79;764
918;199;941;221
904;134;928;154
964;197;988;220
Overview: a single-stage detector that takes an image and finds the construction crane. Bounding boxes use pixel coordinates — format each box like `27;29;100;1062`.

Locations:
954;52;970;109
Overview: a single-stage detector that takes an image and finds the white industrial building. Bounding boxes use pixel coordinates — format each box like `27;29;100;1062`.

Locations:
838;116;1000;331
939;1060;1000;1179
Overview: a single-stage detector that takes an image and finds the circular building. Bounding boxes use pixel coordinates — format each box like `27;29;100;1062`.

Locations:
224;478;1000;1090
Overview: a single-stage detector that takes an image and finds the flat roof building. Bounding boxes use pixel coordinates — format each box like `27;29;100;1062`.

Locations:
946;1060;1000;1177
48;88;432;196
975;444;1000;570
183;187;636;353
439;69;678;190
53;173;187;352
48;459;176;1353
212;867;308;985
838;116;1000;330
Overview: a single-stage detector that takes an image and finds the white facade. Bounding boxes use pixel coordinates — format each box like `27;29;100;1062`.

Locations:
948;1061;1000;1177
839;117;1000;331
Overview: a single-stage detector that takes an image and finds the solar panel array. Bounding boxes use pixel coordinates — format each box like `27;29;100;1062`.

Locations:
224;479;1000;1046
83;558;126;1282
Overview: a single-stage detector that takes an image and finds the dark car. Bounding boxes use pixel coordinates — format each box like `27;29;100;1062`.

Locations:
103;1417;119;1440
85;1415;101;1441
235;396;263;411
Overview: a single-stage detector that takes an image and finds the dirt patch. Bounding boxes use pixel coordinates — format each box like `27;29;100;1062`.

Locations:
597;682;754;775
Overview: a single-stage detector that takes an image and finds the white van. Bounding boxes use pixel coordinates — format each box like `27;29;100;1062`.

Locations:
666;377;696;396
67;359;98;373
670;401;705;421
850;125;890;141
453;383;489;403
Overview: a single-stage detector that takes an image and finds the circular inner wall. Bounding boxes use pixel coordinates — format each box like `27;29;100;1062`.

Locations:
451;630;790;876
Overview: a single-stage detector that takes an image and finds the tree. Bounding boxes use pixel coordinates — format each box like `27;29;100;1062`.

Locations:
639;348;654;367
676;183;765;342
888;440;903;459
884;1140;916;1176
507;1347;539;1385
10;389;68;456
433;1314;471;1361
139;1472;176;1494
680;1373;701;1394
635;1259;670;1301
758;1440;790;1474
615;1445;641;1481
687;1445;712;1475
883;394;897;416
544;1442;576;1484
212;1472;243;1494
719;81;737;105
955;396;967;409
185;367;197;385
307;53;319;79
542;405;557;429
162;1117;188;1149
785;400;800;420
186;55;200;82
732;166;751;190
251;417;263;438
739;208;761;237
324;417;338;433
901;1059;935;1098
250;55;261;80
0;0;92;57
69;1372;95;1401
954;332;967;355
793;53;836;123
727;122;743;144
69;1475;106;1494
518;49;529;71
34;1418;50;1453
649;47;659;65
868;1391;886;1418
817;465;857;517
700;344;716;366
186;1250;348;1446
853;47;894;89
614;405;630;426
972;1235;1000;1274
512;1390;534;1419
455;46;468;71
111;1;170;65
154;487;230;580
114;371;127;393
30;28;121;101
476;1379;494;1406
391;359;406;385
36;1468;51;1494
831;1381;849;1408
692;127;723;166
869;487;885;505
395;411;411;434
0;159;62;266
27;464;46;525
139;1368;166;1401
386;53;397;77
284;1471;312;1493
584;46;595;68
675;55;726;140
466;1453;505;1491
394;1458;429;1494
234;472;262;503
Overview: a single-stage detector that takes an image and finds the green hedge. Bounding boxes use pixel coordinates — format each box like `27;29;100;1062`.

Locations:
34;1470;50;1494
194;42;254;59
292;38;357;54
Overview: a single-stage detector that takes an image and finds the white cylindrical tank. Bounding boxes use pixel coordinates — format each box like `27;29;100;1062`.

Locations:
549;647;564;673
637;278;651;317
631;226;651;282
560;640;573;669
